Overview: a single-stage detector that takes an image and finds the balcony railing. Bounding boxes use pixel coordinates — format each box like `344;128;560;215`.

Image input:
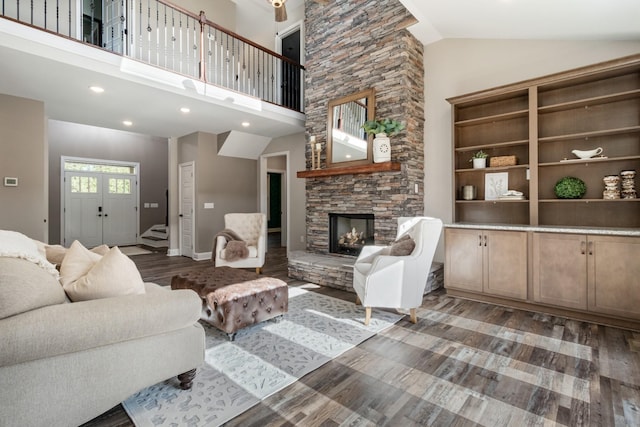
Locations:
1;0;304;112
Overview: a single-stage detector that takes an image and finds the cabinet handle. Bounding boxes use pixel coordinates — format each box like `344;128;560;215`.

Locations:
588;241;593;256
580;241;586;255
479;235;482;246
483;235;487;247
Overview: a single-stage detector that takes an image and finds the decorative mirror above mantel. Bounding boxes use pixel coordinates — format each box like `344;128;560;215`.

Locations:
326;88;375;168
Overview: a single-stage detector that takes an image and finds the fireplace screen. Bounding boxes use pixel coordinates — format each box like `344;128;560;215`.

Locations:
329;213;374;256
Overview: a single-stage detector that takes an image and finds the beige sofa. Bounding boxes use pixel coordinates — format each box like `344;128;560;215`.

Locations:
0;253;205;426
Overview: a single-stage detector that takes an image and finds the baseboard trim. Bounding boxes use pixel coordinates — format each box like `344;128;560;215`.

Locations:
167;248;181;256
193;251;212;261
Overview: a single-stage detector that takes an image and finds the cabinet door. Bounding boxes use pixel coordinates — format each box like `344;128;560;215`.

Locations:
484;230;528;300
588;236;640;319
445;228;483;292
532;233;587;310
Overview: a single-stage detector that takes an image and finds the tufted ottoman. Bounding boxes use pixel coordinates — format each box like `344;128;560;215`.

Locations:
171;267;288;340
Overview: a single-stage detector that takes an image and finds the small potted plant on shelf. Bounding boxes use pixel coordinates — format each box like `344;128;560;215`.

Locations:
362;119;405;163
470;150;488;169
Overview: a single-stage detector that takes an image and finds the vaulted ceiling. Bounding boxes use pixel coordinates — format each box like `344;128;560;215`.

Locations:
0;0;638;140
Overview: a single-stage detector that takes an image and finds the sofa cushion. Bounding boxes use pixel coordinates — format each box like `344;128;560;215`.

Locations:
0;258;67;320
63;246;146;302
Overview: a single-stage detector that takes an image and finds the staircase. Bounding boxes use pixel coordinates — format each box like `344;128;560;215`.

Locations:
139;224;169;248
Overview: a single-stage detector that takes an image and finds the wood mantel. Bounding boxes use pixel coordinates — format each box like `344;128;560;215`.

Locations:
297;162;401;178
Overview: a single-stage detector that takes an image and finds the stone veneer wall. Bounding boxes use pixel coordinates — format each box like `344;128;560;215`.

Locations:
303;0;425;252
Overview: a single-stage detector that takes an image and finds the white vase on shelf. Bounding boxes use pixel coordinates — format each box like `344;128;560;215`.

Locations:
372;133;391;163
472;158;487;169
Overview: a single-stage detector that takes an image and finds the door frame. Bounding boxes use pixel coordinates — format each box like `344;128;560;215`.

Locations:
259;152;290;252
178;161;195;258
60;155;140;246
275;20;304;110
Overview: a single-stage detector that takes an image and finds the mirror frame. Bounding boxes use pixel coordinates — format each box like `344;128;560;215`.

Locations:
326;88;375;168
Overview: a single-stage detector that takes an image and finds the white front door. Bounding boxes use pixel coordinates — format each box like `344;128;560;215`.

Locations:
64;171;137;247
179;162;195;258
64;172;103;248
102;174;137;246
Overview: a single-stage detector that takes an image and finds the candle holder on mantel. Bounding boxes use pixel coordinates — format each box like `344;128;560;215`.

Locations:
309;136;321;170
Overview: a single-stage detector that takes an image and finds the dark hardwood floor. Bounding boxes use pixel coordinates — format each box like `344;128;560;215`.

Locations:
83;235;640;426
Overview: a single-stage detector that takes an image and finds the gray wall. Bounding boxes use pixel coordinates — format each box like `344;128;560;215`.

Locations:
424;39;640;262
48;120;168;244
0;94;48;241
178;131;258;254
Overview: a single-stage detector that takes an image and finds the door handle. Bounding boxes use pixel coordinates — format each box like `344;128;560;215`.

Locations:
97;214;102;217
580;241;586;254
478;234;482;246
588;241;593;255
179;214;183;217
104;214;108;217
483;235;487;247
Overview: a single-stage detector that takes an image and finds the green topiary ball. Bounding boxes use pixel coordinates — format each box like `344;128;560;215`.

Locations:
554;176;587;199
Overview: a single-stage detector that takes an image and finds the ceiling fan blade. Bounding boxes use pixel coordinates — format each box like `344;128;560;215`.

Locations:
275;3;287;22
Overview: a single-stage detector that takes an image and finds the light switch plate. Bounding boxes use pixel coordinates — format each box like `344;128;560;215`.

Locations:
4;177;18;187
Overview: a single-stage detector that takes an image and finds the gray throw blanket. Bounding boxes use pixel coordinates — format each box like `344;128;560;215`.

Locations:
212;229;249;264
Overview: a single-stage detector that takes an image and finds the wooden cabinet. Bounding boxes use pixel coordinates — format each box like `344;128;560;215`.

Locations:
587;235;640;319
533;233;640;320
448;54;640;229
445;228;528;300
532;233;587;310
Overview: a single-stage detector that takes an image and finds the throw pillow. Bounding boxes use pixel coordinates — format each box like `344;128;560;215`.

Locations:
63;246;146;302
0;230;58;277
45;243;110;266
389;234;416;256
45;244;67;265
59;240;102;287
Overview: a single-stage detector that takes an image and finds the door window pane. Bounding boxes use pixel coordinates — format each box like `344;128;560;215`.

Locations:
70;176;98;193
108;178;131;194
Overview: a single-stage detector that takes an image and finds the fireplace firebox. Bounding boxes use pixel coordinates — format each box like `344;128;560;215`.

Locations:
329;213;374;256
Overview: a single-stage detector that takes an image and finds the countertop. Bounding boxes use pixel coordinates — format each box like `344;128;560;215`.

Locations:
445;223;640;237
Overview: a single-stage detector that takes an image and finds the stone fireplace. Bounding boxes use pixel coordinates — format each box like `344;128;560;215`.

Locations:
287;0;441;292
329;213;374;256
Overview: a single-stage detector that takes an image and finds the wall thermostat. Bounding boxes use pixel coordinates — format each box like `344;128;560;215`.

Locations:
4;177;18;187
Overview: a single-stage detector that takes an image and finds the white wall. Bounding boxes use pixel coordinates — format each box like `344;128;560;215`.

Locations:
424;39;640;262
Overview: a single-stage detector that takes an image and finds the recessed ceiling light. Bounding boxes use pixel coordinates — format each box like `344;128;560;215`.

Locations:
89;86;104;93
241;121;250;127
123;120;133;126
180;107;190;113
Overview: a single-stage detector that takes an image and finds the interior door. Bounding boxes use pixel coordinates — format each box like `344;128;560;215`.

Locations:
64;171;103;248
179;162;195;258
102;174;137;246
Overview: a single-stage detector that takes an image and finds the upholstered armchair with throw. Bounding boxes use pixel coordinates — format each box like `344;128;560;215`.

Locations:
352;217;443;325
214;213;267;274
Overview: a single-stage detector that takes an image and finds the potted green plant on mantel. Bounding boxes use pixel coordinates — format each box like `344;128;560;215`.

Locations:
470;150;489;169
362;118;405;163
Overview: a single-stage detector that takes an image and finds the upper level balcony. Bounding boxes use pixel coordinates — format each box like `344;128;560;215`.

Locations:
0;0;305;139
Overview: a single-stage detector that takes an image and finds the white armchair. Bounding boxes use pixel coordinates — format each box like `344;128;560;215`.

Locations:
213;213;267;274
352;217;443;325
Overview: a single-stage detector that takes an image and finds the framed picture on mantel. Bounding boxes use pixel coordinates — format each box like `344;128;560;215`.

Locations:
485;172;508;200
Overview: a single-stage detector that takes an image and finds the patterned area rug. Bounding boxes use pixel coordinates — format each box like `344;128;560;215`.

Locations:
122;287;402;426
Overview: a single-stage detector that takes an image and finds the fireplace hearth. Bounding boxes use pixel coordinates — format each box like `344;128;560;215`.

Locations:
329;213;374;256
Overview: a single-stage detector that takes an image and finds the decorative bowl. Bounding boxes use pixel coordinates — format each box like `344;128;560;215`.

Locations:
571;147;603;159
